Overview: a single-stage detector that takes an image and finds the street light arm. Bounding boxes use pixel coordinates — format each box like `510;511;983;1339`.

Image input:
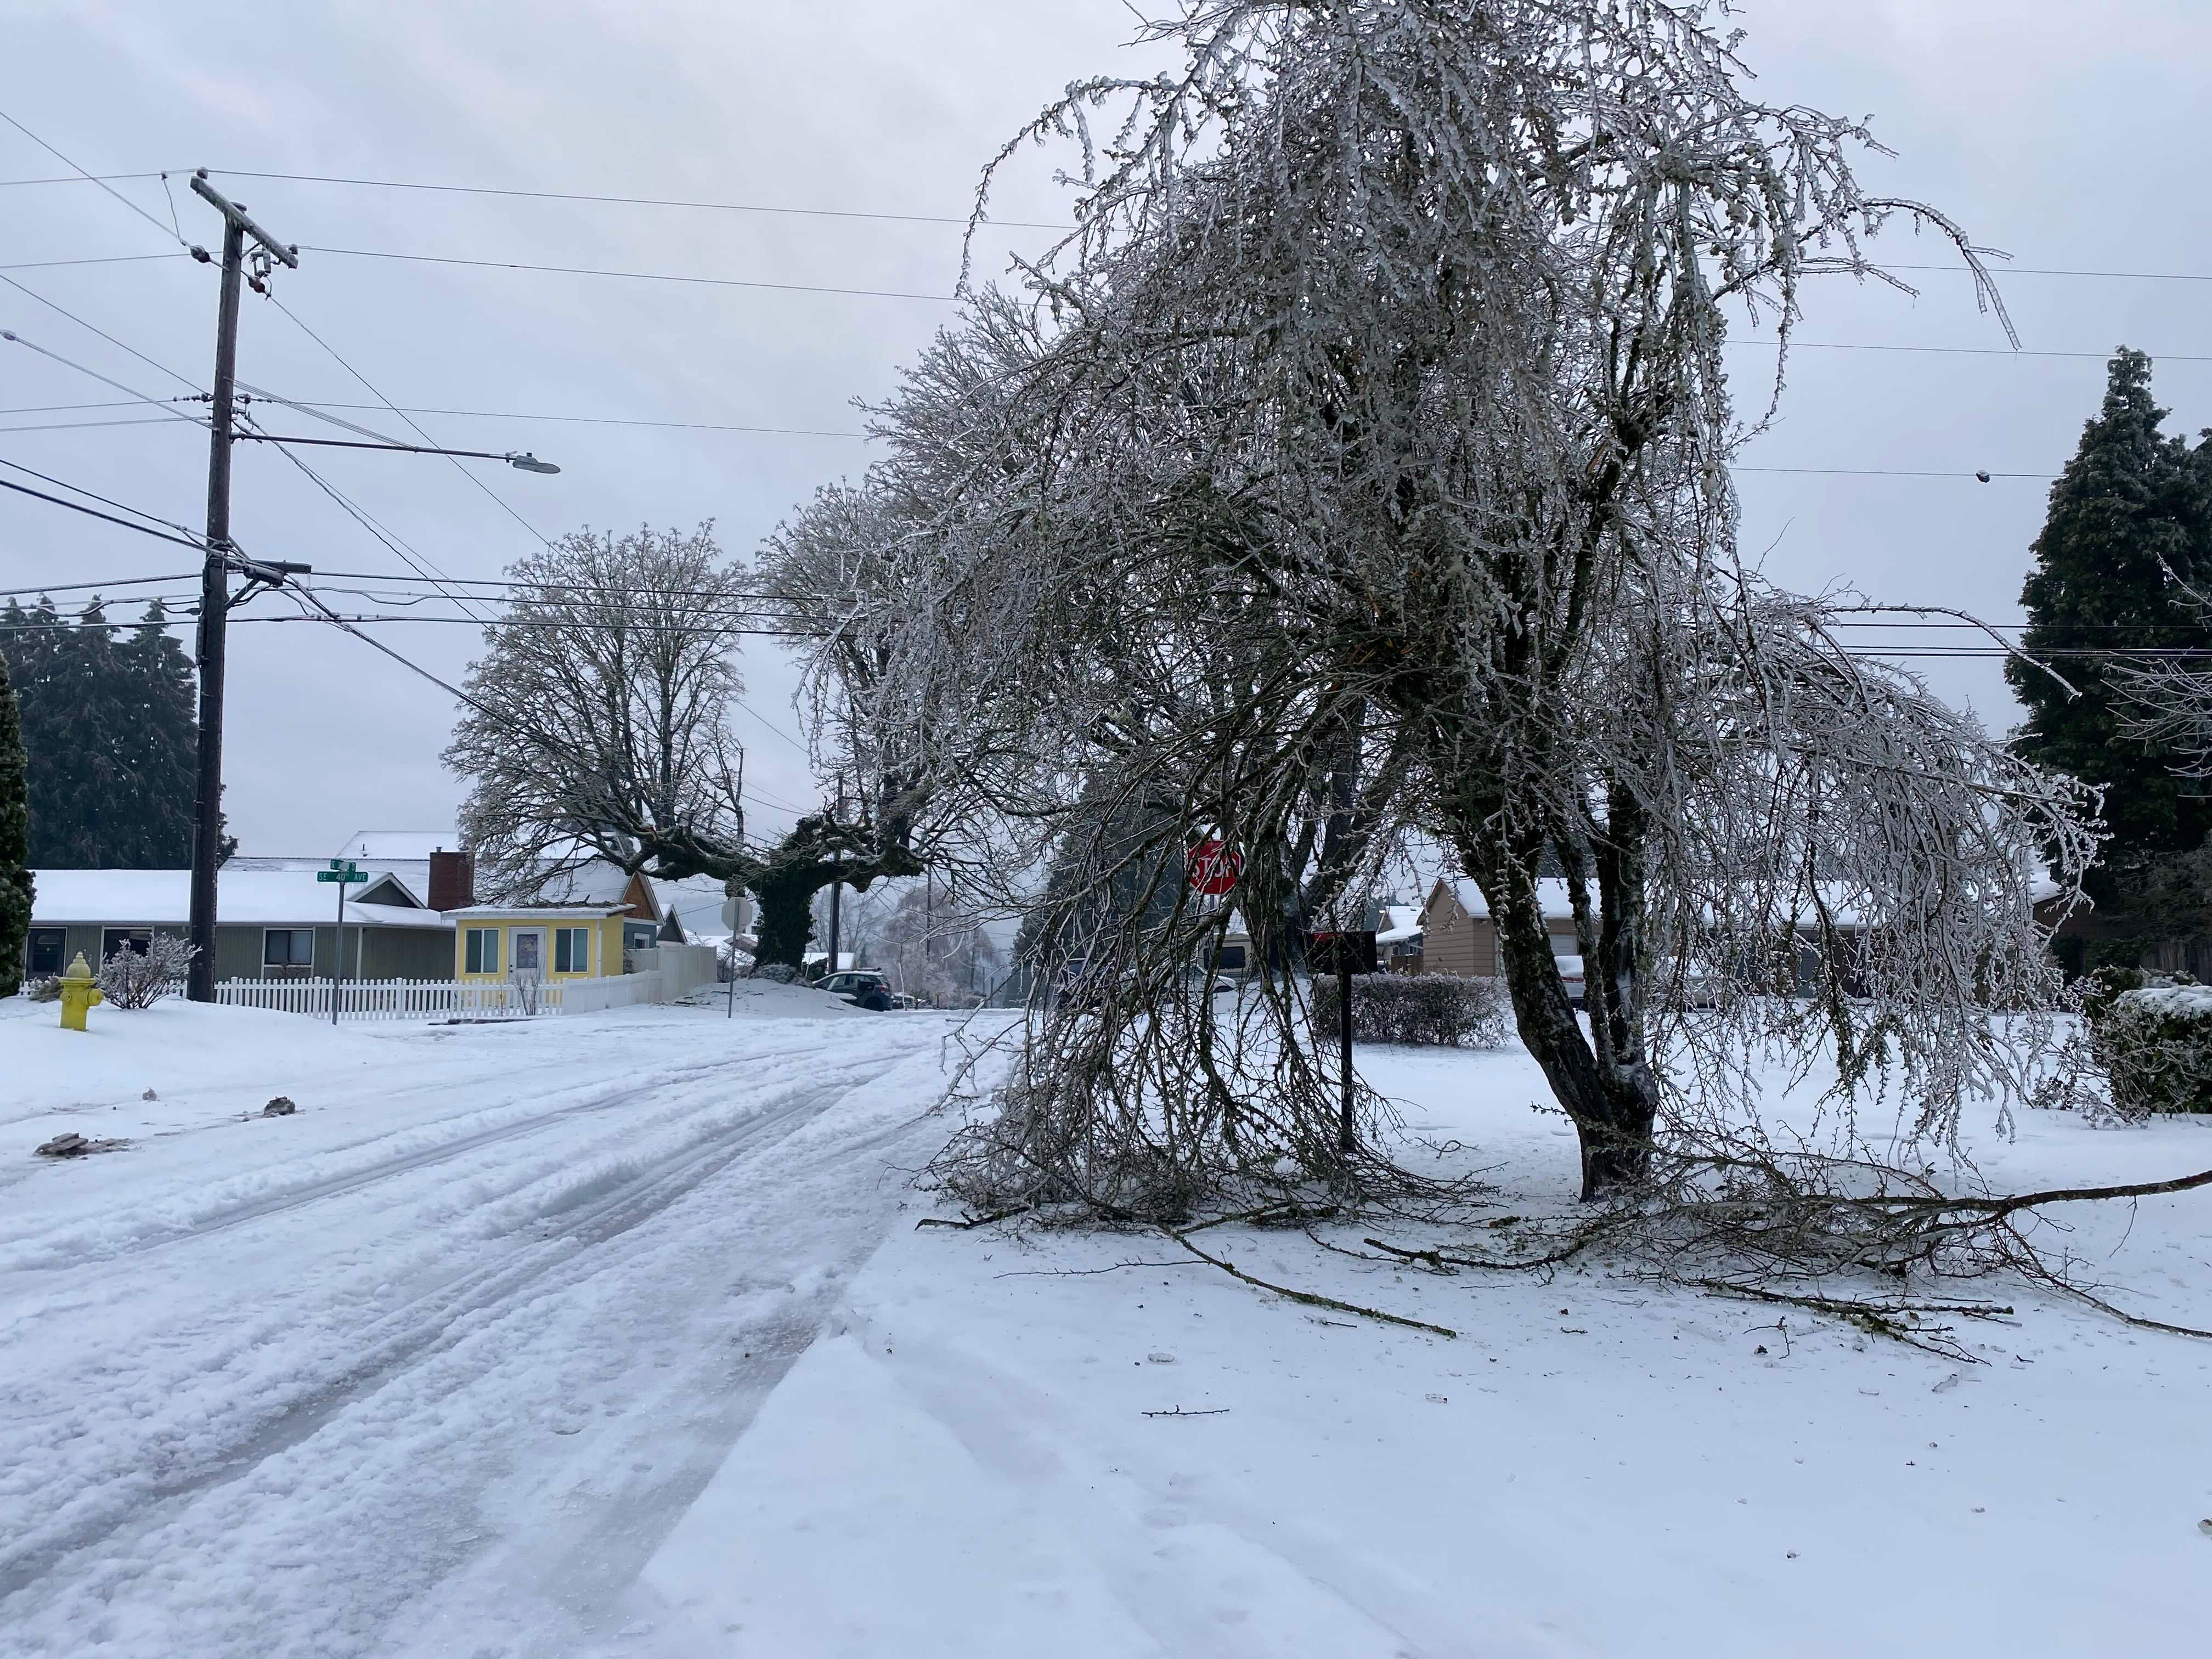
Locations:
231;430;560;472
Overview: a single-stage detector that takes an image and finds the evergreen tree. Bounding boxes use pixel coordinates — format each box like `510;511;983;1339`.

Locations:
0;643;31;995
2008;349;2212;899
0;597;209;867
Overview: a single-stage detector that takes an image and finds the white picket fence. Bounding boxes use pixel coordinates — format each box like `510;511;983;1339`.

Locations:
210;972;664;1022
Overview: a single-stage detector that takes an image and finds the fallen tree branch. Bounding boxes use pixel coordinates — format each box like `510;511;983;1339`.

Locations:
993;1259;1196;1279
1681;1277;2015;1364
1164;1224;1458;1339
1941;1165;2212;1219
1361;1218;1612;1274
915;1204;1033;1231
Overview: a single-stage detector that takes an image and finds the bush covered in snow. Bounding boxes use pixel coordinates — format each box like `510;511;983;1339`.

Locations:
95;935;195;1011
1312;973;1510;1048
2088;985;2212;1118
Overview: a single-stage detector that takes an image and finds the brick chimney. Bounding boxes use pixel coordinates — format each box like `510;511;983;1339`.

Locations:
427;849;475;912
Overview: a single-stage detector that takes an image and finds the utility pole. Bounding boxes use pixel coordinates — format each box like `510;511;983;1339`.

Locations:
185;171;297;1002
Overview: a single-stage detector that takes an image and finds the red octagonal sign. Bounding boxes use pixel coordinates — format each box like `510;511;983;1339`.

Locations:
1187;838;1243;896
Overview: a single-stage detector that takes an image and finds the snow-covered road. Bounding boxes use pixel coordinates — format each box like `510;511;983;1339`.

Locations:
0;995;970;1658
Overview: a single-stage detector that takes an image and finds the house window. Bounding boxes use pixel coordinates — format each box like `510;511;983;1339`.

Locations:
555;927;590;974
27;928;66;977
102;928;151;960
1217;944;1248;970
263;929;315;967
465;927;500;974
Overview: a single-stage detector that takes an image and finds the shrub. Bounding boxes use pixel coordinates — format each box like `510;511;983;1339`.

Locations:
24;973;60;1003
95;934;196;1010
1311;972;1511;1048
2087;985;2212;1118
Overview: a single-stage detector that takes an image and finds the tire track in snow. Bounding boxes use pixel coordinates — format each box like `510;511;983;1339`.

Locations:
0;1046;909;1621
0;1036;842;1278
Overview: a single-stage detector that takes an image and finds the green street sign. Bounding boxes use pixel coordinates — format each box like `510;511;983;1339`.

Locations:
317;868;368;883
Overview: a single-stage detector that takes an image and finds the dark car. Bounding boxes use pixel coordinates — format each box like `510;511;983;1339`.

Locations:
817;969;895;1012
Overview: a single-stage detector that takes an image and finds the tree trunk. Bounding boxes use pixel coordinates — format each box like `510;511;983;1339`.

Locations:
1475;841;1658;1200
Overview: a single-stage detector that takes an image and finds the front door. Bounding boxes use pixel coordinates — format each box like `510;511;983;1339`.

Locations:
510;928;546;978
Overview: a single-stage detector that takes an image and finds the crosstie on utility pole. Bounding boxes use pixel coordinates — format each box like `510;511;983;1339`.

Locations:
185;171;298;1002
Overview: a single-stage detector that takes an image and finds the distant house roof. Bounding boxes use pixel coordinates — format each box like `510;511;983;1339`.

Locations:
29;868;450;929
1426;876;1577;924
527;859;665;922
1376;904;1424;945
448;903;631;921
335;830;463;861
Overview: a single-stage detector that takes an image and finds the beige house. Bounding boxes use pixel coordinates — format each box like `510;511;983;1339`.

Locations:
1415;877;1581;976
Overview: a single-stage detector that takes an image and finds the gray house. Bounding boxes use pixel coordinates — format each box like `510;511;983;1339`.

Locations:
25;867;455;982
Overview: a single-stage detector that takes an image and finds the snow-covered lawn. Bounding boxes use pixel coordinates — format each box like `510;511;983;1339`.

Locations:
607;1042;2212;1659
4;998;2207;1656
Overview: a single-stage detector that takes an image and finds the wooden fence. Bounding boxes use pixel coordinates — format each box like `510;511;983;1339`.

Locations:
209;973;664;1021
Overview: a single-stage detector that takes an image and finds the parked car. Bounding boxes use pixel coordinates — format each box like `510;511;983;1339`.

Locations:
1554;953;1587;1009
817;969;895;1012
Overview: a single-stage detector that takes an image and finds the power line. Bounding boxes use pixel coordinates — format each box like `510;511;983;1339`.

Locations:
0;453;204;539
0;171;172;186
201;168;1073;231
0;272;203;391
268;399;871;439
1747;338;2212;366
0;571;197;600
300;244;960;303
235;408;496;622
0;252;194;272
0;324;207;421
1736;465;2052;479
265;292;551;561
0;415;202;434
1883;262;2212;285
0;109;183;246
0;472;207;550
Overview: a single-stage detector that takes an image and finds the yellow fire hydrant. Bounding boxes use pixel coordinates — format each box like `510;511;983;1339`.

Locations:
58;952;102;1032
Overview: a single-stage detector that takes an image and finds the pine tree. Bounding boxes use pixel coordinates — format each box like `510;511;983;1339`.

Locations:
0;643;31;995
2008;349;2212;897
112;600;200;865
0;597;208;867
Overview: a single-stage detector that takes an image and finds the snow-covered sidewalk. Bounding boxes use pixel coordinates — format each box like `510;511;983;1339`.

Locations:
0;992;972;1658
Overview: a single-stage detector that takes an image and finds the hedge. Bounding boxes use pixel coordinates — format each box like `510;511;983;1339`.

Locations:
2088;985;2212;1118
1311;972;1511;1048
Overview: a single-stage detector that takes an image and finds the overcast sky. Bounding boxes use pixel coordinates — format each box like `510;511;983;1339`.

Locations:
5;0;2210;859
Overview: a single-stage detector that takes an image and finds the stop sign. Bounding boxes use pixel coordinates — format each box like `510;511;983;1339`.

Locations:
1187;838;1242;895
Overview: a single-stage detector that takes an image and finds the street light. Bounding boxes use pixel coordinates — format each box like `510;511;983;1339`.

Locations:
232;431;561;473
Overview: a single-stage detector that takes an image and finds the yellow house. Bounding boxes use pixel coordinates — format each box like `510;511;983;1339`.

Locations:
449;903;633;982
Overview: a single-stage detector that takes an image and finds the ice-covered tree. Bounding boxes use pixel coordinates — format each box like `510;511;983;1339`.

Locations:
447;524;754;899
780;0;2095;1209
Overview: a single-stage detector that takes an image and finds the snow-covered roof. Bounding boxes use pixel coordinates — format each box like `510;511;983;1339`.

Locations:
30;869;448;928
335;830;462;861
448;903;631;921
1426;877;1577;923
530;859;661;918
1376;904;1424;944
